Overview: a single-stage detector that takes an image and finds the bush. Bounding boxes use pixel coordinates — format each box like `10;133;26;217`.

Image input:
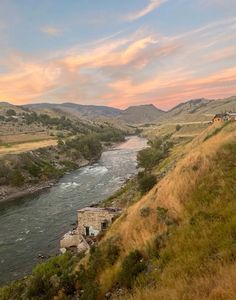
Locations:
156;206;168;221
138;174;157;194
106;244;120;265
176;124;181;131
137;148;164;170
26;253;77;299
6;109;16;116
119;250;147;288
10;170;25;186
140;206;151;217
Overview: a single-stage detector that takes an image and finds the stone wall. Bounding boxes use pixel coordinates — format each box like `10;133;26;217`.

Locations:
76;207;121;236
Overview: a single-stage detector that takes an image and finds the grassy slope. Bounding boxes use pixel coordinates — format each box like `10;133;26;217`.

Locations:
95;122;236;299
0;122;235;300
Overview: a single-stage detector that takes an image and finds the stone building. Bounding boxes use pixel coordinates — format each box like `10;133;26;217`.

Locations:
60;206;121;252
77;207;122;236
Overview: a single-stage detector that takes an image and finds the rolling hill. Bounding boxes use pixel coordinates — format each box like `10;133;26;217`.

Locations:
24;103;121;119
118;104;165;124
2;95;236;125
165;96;236;122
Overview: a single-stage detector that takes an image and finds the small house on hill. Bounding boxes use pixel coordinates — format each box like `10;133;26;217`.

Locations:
227;113;236;121
212;113;227;123
212;112;236;123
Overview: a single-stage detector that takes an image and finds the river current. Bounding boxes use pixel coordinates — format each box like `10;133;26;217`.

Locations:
0;136;147;285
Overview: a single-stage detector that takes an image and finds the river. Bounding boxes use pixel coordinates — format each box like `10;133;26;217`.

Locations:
0;136;147;285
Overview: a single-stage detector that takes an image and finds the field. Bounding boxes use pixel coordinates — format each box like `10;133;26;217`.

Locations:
0;139;57;156
142;121;209;141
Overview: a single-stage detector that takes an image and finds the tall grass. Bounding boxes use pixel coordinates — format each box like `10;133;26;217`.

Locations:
122;138;236;299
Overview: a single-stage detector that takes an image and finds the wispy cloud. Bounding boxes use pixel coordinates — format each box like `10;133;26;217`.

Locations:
1;16;236;108
40;26;62;37
125;0;167;21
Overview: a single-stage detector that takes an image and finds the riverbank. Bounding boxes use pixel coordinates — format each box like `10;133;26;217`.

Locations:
0;136;129;204
0;138;132;205
0;157;91;204
0;136;147;286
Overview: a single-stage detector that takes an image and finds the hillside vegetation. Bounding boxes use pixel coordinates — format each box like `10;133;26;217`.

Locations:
1;121;235;299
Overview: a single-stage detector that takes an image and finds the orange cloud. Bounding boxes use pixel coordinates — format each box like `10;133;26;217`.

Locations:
105;67;236;109
1;17;236;108
0;60;61;103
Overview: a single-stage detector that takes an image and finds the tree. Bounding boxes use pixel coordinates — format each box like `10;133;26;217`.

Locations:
137;147;164;170
138;174;157;194
10;170;25;186
6;109;16;116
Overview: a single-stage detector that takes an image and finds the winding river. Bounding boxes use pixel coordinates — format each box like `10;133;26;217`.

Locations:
0;136;147;285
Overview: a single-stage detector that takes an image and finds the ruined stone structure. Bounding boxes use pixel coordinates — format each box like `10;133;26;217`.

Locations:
60;206;121;252
77;207;122;236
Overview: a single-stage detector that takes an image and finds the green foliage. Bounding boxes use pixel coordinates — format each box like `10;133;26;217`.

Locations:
0;280;26;300
137;147;164;170
0;253;78;300
147;137;162;149
176;124;181;131
61;160;78;170
6;109;16;116
139;206;151;217
137;136;173;171
96;127;125;143
106;244;120;265
10;169;24;186
157;142;236;277
57;138;64;147
119;250;147;288
138;173;157;194
156;206;168;221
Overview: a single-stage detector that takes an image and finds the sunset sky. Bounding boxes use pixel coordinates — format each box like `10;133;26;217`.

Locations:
0;0;236;109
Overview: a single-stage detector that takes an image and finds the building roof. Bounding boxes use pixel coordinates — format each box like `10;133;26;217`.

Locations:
77;206;121;213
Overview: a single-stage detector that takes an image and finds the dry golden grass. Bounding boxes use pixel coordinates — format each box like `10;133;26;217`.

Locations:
106;123;235;249
0;132;53;144
122;263;236;300
0;139;57;156
98;122;236;298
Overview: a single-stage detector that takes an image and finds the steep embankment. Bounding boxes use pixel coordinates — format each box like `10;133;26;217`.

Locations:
96;122;236;299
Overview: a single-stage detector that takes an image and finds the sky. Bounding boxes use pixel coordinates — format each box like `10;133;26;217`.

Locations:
0;0;236;110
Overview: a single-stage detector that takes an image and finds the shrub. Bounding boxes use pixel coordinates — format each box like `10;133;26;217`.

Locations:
138;174;157;194
10;170;25;186
156;207;168;221
26;253;77;299
176;124;181;131
106;244;120;265
137;148;164;170
140;206;151;217
6;109;16;116
119;250;147;288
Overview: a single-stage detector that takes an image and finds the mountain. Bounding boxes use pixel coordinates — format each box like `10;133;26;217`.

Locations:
24;103;121;119
165;96;236;122
118;104;165;124
4;95;236;124
25;102;166;124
